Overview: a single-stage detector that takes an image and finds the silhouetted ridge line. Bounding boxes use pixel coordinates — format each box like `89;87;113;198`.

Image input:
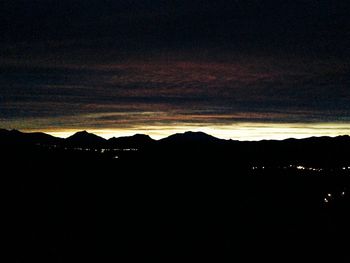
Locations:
65;130;106;147
108;134;155;148
0;129;62;145
160;131;223;145
0;129;350;153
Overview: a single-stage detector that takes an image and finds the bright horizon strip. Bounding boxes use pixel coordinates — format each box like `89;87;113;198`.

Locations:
25;122;350;141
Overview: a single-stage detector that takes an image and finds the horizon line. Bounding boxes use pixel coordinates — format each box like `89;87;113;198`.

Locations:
2;126;350;142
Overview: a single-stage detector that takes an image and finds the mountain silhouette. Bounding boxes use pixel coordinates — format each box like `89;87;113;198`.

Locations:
1;129;350;165
159;131;223;145
0;129;62;145
65;130;106;147
108;134;155;149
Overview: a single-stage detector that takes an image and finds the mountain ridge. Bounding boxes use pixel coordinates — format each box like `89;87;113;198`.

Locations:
65;130;107;147
159;131;223;145
0;129;62;145
108;134;155;148
0;128;349;148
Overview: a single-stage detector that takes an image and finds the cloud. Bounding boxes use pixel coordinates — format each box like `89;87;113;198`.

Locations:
1;54;350;136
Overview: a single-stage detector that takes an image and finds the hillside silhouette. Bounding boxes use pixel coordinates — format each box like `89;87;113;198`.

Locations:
108;134;154;149
159;131;222;145
1;129;350;166
65;130;107;147
0;128;62;145
1;128;350;262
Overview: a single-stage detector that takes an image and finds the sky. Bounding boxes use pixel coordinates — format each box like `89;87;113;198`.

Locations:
1;0;350;140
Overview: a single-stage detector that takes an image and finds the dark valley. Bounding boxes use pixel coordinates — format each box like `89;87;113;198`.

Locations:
2;129;350;262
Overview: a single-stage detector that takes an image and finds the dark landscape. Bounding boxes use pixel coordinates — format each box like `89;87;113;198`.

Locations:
2;129;350;262
2;1;350;262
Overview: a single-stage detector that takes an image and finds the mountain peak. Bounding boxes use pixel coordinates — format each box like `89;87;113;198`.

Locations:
10;129;22;134
108;133;155;148
66;130;106;146
183;131;213;137
69;130;97;137
160;131;222;144
73;130;89;135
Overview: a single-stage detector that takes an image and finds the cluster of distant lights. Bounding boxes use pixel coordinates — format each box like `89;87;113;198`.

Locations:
251;165;348;205
70;147;138;159
251;165;350;172
40;144;138;160
42;144;350;174
41;143;350;205
323;191;347;205
251;165;323;171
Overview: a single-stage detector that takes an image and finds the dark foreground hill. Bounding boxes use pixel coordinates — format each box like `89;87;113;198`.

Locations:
1;129;350;262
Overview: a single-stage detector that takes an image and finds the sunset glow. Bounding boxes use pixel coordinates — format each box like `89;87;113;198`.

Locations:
32;122;350;141
1;1;350;141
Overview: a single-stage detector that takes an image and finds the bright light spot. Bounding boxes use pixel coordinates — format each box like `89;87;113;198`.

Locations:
324;198;329;203
327;193;332;197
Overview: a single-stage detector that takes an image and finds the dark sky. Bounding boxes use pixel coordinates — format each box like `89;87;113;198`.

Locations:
1;0;350;139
